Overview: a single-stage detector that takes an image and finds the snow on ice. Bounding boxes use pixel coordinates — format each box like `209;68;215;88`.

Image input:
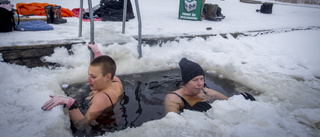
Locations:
0;0;320;137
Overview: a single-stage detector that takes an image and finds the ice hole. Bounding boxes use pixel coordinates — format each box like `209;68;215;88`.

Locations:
63;69;257;136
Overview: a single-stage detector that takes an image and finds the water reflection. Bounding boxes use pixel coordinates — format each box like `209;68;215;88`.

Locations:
131;81;143;126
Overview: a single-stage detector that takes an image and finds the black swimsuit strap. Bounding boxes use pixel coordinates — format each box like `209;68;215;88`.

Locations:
90;92;115;109
103;92;114;109
172;93;192;109
172;89;208;110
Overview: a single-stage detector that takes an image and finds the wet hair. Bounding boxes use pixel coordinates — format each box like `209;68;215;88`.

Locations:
90;55;116;79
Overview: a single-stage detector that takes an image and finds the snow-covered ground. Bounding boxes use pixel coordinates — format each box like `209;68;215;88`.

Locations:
0;0;320;137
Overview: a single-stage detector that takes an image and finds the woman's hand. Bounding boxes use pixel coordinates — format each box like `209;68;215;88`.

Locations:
88;43;102;58
41;95;75;111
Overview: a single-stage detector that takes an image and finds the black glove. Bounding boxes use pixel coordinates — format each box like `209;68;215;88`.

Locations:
240;93;256;101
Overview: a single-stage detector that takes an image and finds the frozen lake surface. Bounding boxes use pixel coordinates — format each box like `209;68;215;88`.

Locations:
0;0;320;137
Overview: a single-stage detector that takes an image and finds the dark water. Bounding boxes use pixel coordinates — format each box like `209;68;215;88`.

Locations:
63;69;244;136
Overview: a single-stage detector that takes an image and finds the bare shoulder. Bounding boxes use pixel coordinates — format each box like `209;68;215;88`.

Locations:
112;76;123;94
112;76;122;83
164;91;182;114
93;92;110;103
112;76;123;88
165;91;182;104
89;92;111;111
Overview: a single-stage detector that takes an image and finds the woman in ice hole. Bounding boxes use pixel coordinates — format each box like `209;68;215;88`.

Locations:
42;43;123;130
164;58;228;114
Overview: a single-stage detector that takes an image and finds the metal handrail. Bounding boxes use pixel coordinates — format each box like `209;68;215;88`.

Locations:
134;0;142;58
79;0;142;59
122;0;127;34
88;0;95;61
78;0;83;37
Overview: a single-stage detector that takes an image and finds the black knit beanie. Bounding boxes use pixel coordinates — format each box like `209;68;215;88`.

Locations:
179;58;204;84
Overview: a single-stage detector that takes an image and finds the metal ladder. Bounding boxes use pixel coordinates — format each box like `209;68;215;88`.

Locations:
78;0;142;60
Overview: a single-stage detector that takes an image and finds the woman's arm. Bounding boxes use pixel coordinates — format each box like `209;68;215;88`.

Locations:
42;93;111;128
164;94;181;114
69;92;112;126
205;88;228;100
41;95;88;126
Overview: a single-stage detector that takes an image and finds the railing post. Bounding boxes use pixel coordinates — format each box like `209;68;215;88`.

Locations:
78;0;83;37
134;0;142;58
88;0;94;61
122;0;128;34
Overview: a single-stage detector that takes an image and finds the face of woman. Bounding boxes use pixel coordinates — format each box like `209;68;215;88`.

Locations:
185;75;204;95
86;65;109;91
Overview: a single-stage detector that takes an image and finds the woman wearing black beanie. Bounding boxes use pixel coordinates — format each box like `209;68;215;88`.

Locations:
164;58;228;114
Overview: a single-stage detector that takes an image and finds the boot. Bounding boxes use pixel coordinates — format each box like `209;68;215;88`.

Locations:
204;4;218;21
44;5;54;23
52;6;67;24
204;4;224;21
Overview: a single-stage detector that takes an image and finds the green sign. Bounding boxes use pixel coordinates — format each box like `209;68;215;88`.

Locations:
178;0;203;21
